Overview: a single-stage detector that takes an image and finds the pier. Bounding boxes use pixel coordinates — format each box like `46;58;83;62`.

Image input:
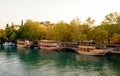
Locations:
61;42;78;52
3;40;120;54
61;42;120;54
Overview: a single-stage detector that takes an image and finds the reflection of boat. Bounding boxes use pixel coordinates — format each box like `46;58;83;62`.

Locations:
17;48;30;55
77;45;108;55
38;40;61;51
17;39;32;48
76;54;99;62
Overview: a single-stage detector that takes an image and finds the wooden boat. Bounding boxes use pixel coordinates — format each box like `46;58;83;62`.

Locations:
17;39;32;48
38;40;61;51
77;45;108;55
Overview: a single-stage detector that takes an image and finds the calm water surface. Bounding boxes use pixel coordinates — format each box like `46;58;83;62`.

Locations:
0;47;120;76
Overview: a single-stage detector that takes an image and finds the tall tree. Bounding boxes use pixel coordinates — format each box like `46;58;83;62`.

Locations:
44;24;55;40
84;17;95;26
19;20;45;41
101;12;120;25
5;26;16;41
53;21;70;42
80;17;95;41
100;24;120;43
69;18;81;42
91;26;108;43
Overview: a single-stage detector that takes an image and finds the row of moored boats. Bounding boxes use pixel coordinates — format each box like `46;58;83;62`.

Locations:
3;40;108;56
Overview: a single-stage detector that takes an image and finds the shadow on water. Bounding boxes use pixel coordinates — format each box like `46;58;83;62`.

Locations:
60;48;76;53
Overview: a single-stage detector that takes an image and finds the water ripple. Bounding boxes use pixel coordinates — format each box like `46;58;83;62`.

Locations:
0;48;120;76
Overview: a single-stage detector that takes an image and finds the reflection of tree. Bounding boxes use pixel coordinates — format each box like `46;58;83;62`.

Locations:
102;55;120;76
75;54;120;76
3;46;17;55
55;52;76;67
75;54;109;75
17;48;41;64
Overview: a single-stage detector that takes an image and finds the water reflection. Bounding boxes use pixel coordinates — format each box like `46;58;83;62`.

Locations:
0;47;120;76
76;54;120;76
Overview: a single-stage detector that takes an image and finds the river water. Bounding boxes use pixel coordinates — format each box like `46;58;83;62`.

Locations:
0;47;120;76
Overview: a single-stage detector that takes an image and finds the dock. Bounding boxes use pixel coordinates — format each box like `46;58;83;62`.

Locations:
61;42;78;52
107;47;120;54
14;40;120;54
61;42;120;54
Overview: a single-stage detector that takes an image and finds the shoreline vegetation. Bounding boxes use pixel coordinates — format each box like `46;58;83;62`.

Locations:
0;12;120;52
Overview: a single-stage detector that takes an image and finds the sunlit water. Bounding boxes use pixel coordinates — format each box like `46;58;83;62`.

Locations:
0;46;120;76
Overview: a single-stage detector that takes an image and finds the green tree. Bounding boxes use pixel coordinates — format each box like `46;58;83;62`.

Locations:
19;20;45;41
5;26;16;41
111;34;120;44
0;29;6;44
100;24;120;43
84;17;95;26
101;12;120;25
91;26;108;43
80;17;95;41
44;24;55;40
53;21;70;42
69;18;81;42
101;12;120;43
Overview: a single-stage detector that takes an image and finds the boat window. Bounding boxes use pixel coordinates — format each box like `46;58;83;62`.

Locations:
84;48;87;51
87;48;90;52
89;48;92;50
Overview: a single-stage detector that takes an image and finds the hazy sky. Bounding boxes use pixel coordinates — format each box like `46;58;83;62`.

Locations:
0;0;120;28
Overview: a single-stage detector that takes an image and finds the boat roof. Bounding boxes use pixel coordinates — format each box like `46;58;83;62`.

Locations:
78;45;96;49
39;40;57;42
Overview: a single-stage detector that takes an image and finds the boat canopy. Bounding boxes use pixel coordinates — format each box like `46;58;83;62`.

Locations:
78;46;96;49
39;40;58;43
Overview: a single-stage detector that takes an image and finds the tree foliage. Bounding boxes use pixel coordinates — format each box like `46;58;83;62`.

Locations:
91;26;108;43
44;23;55;40
0;29;6;44
1;12;120;44
101;12;120;43
69;19;81;42
5;26;16;41
19;20;45;41
101;12;120;25
53;21;70;42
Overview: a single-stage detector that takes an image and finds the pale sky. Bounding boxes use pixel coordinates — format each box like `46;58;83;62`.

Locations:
0;0;120;28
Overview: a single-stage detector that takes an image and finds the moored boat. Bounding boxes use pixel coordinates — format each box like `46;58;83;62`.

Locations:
17;39;32;48
2;42;16;48
3;42;16;46
77;45;108;55
38;40;61;51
